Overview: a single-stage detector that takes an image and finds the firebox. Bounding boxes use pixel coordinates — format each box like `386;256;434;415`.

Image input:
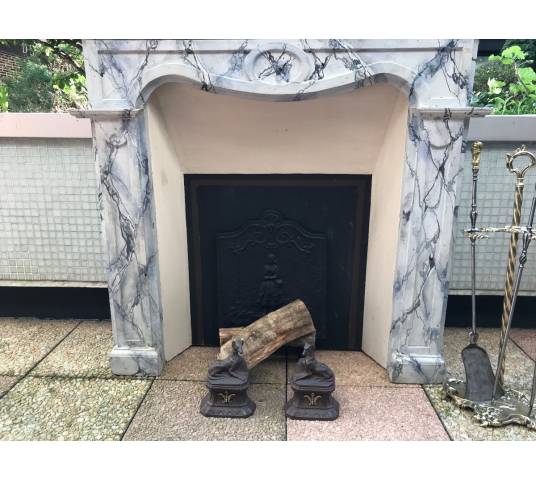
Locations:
185;175;371;350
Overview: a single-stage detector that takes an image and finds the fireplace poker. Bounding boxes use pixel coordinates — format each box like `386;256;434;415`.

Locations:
496;147;536;390
492;187;536;403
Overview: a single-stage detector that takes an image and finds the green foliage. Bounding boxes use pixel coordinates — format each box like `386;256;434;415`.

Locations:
503;39;536;66
0;40;87;112
2;60;54;112
0;83;8;112
473;60;516;94
472;45;536;115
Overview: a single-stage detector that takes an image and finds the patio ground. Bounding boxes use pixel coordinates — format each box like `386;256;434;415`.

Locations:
1;318;535;440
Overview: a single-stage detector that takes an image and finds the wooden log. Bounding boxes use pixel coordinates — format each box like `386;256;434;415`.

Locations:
218;299;316;369
219;327;315;348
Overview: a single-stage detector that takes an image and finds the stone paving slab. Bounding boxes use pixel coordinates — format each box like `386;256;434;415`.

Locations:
0;376;19;397
0;318;80;376
32;320;113;378
287;350;416;387
161;346;286;384
424;385;536;441
0;376;150;440
287;385;448;441
123;380;286;441
511;329;536;361
443;328;535;395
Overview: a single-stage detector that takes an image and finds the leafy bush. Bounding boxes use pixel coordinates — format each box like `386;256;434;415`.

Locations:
0;83;8;112
472;45;536;115
0;40;87;112
2;60;54;112
503;39;536;66
473;60;516;94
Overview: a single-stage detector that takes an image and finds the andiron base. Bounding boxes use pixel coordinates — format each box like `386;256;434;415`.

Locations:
444;378;536;430
200;382;256;418
286;383;339;421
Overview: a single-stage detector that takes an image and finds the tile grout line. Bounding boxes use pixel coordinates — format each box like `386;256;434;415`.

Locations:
120;377;155;441
510;336;536;364
421;385;453;441
0;320;83;400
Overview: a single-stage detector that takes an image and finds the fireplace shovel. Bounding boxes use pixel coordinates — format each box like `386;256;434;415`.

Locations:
461;142;498;403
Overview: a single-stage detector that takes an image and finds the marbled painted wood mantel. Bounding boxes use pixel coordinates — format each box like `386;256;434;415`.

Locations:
75;39;489;382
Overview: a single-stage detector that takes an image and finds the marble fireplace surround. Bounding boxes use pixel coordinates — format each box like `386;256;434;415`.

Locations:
77;39;489;383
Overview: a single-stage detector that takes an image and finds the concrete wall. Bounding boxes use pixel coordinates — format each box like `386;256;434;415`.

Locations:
0;113;105;287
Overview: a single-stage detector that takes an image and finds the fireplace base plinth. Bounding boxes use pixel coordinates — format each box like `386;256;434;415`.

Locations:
109;346;164;377
388;352;446;384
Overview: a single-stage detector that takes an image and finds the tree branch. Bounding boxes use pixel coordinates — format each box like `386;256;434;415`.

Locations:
37;40;85;76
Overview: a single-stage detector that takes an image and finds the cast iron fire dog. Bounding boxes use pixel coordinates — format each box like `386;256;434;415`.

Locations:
200;299;338;420
200;338;255;418
286;343;339;420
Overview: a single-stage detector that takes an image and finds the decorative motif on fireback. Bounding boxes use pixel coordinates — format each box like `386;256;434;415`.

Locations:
223;210;318;254
257;253;284;312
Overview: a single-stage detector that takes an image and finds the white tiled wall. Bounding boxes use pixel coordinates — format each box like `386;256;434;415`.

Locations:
450;142;536;295
0;138;106;285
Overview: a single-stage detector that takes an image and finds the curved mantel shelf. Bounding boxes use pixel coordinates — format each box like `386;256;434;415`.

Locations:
411;106;492;119
70;106;492;120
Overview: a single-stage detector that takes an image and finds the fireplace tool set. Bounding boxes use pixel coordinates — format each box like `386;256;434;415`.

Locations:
444;142;536;430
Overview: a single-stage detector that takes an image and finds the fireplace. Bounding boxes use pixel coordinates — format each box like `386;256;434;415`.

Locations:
185;174;371;350
76;39;489;383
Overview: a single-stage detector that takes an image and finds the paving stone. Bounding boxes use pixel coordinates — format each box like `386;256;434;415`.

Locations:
287;385;448;441
424;385;536;441
443;328;535;395
32;320;113;378
0;376;150;441
287;350;417;387
123;380;286;441
0;318;80;375
161;347;219;381
0;376;19;397
511;329;536;361
161;346;285;384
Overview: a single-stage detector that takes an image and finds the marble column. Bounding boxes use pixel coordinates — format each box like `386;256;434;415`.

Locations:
92;110;164;376
388;108;472;383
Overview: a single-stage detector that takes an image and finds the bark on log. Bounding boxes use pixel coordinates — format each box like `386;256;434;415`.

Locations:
219;327;315;348
218;299;316;369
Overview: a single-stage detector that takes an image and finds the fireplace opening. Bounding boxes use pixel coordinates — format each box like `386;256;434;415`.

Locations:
185;174;371;350
147;81;409;366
